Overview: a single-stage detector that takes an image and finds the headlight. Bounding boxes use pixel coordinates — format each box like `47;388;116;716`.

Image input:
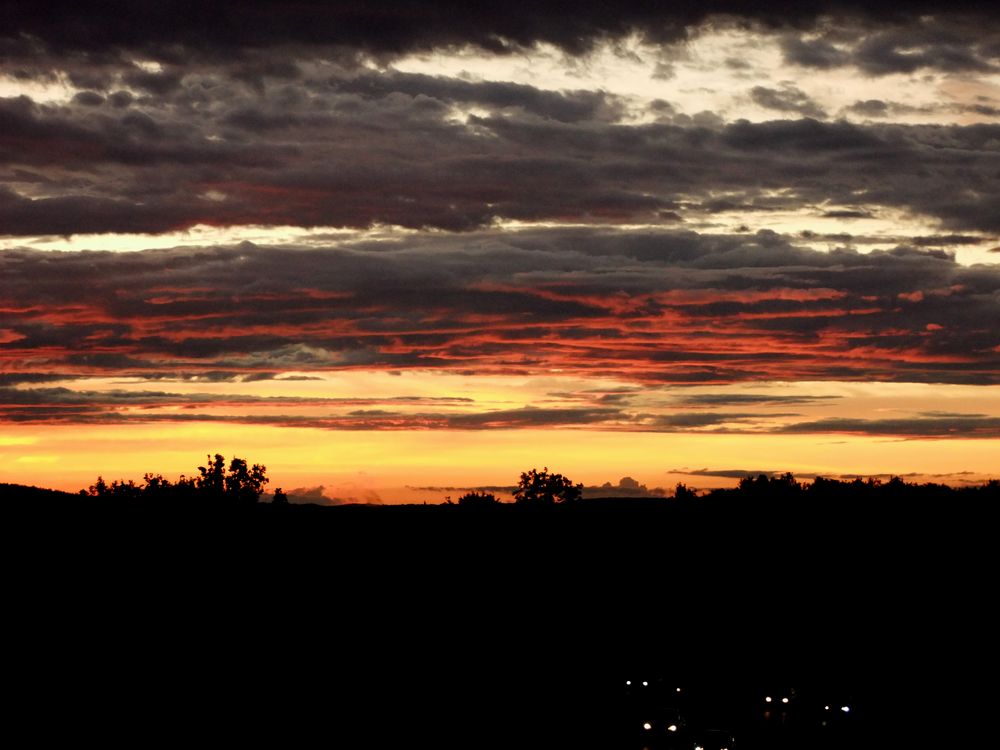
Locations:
643;723;652;731
668;725;677;732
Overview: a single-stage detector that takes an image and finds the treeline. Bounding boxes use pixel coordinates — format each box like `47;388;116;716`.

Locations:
71;458;1000;508
693;472;1000;504
84;454;286;506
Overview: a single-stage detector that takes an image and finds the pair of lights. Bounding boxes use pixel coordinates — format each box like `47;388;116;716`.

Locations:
765;696;789;704
642;724;678;732
626;681;678;689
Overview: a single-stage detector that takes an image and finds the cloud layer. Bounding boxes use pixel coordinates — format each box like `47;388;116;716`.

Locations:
3;230;999;391
3;79;1000;235
3;2;1000;454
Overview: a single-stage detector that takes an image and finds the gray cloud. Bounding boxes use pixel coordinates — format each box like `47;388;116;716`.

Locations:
3;229;1000;386
780;17;1000;76
284;485;382;505
776;415;1000;438
2;56;1000;235
6;3;995;61
674;393;840;407
328;70;626;123
780;36;851;69
749;85;827;118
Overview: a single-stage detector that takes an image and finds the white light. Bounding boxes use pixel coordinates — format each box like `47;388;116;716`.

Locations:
841;706;850;713
626;681;631;686
824;706;830;711
668;725;678;732
782;697;789;704
695;746;704;750
765;697;772;703
642;681;648;687
643;723;652;731
677;688;682;692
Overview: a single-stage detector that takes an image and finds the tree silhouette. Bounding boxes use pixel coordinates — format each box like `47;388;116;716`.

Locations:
514;467;582;506
197;453;227;497
87;454;270;505
223;456;269;506
674;482;696;501
457;490;500;507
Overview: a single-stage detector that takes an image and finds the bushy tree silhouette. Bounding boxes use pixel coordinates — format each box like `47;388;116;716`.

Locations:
457;490;500;507
87;454;270;506
514;467;582;505
674;482;696;501
738;472;801;497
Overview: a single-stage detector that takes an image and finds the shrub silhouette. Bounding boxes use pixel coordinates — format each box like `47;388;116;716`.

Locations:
514;467;582;505
457;490;500;507
674;482;697;501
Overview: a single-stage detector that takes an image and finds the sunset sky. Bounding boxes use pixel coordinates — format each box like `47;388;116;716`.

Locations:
2;1;999;502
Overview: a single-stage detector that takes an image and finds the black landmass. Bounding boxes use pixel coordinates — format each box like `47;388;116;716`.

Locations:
4;476;996;747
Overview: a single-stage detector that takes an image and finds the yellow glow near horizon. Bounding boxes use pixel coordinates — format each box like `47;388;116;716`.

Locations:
3;418;999;500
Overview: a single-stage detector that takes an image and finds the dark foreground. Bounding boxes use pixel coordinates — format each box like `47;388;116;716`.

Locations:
3;485;997;746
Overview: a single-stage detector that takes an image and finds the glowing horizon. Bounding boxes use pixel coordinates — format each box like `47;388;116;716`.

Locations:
2;4;999;500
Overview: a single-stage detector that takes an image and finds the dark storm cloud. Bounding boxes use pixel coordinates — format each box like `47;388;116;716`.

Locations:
5;2;995;59
780;36;851;69
847;99;892;117
845;99;1000;119
4;229;999;387
3;79;1000;234
779;15;1000;75
0;373;77;387
749;85;827;118
853;27;997;75
329;70;625;123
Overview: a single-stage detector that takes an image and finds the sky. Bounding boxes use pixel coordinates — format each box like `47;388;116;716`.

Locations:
1;1;999;502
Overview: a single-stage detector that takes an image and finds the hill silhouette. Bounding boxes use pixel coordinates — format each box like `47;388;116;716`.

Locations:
4;468;993;748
